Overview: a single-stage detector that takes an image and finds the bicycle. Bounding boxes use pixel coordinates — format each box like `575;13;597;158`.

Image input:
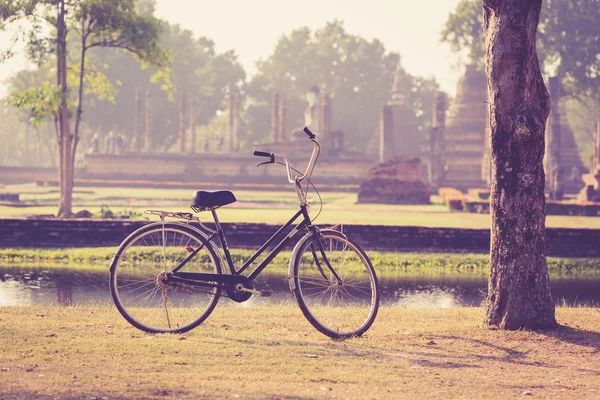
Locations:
109;127;380;339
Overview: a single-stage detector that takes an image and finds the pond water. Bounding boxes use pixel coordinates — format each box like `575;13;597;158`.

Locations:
1;264;599;308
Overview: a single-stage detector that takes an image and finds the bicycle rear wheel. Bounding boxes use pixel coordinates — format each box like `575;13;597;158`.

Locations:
290;229;379;339
110;222;222;333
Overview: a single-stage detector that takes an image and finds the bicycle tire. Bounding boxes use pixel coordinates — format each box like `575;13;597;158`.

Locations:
290;229;379;339
109;222;222;333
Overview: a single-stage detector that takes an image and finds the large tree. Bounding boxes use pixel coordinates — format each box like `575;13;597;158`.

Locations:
1;0;167;217
246;21;439;150
483;0;557;329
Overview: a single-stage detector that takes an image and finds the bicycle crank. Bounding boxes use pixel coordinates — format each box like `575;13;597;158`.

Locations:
225;278;272;302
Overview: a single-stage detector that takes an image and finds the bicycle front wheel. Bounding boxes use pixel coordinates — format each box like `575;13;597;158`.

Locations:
290;229;379;339
110;222;222;333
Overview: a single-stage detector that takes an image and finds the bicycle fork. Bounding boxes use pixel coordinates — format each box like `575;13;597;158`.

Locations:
309;235;343;285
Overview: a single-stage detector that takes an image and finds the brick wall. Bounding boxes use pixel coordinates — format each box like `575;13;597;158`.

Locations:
1;218;599;257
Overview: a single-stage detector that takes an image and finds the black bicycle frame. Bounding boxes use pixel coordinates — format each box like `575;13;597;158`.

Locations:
169;205;313;286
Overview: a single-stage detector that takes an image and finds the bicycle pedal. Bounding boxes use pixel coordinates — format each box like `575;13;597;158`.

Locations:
259;290;273;297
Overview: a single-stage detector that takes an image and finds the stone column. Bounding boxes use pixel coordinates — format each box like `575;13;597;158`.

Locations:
593;120;600;173
379;104;394;163
188;97;196;154
228;93;235;152
430;92;447;187
233;94;241;152
179;92;187;153
143;91;152;152
547;76;562;200
130;90;142;151
272;93;280;143
321;93;332;139
279;99;287;143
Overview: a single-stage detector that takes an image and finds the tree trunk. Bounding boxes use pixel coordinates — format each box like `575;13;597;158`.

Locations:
56;0;73;218
483;0;557;329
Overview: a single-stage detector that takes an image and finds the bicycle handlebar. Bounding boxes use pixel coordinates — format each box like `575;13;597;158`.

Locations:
303;127;316;139
252;126;320;185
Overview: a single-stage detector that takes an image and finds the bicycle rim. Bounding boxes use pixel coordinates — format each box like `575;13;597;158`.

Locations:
292;230;379;338
110;223;221;333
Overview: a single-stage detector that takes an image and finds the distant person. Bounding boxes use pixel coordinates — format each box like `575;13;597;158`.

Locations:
105;131;115;154
217;134;224;151
115;134;124;155
203;135;209;153
88;133;99;154
571;166;580;183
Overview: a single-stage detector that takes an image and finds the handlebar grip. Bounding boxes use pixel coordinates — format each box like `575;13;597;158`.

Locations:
253;151;271;157
303;127;316;139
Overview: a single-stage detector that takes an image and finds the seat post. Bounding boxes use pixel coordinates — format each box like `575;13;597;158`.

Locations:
211;209;223;232
211;208;236;273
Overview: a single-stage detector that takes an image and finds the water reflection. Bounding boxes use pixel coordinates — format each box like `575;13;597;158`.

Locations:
1;265;599;308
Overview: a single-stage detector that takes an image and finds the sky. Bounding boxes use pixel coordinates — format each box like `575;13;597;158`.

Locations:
0;0;464;97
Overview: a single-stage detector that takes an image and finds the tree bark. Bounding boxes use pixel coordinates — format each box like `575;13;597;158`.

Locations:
482;0;557;329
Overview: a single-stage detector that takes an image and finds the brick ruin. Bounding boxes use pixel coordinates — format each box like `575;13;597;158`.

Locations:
441;65;488;191
79;67;589;199
545;77;587;198
357;59;430;204
579;120;600;202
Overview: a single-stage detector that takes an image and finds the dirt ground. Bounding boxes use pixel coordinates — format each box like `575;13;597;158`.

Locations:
1;305;599;399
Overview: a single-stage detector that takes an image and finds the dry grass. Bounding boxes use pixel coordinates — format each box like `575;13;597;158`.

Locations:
1;305;600;399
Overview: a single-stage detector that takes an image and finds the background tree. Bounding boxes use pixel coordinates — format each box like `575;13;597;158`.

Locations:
483;0;557;329
1;67;59;167
84;23;245;151
440;0;485;69
245;21;439;150
1;0;168;217
443;0;600;168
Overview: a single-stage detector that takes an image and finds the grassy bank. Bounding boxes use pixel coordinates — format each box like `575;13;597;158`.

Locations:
1;305;599;399
1;247;600;275
3;185;600;228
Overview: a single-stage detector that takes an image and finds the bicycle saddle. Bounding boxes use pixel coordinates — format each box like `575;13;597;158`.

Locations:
192;190;236;209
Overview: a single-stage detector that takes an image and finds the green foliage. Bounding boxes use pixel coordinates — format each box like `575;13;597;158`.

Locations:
246;20;439;150
96;205;143;219
97;204;114;218
6;82;62;126
82;23;245;150
441;0;600;101
539;0;600;102
440;0;484;69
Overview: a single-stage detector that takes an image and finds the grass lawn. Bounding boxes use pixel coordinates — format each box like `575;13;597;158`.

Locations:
1;305;599;399
2;185;600;229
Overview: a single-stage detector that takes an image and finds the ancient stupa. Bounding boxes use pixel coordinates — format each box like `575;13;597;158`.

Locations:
357;59;430;205
442;64;488;191
544;77;587;197
365;58;422;162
